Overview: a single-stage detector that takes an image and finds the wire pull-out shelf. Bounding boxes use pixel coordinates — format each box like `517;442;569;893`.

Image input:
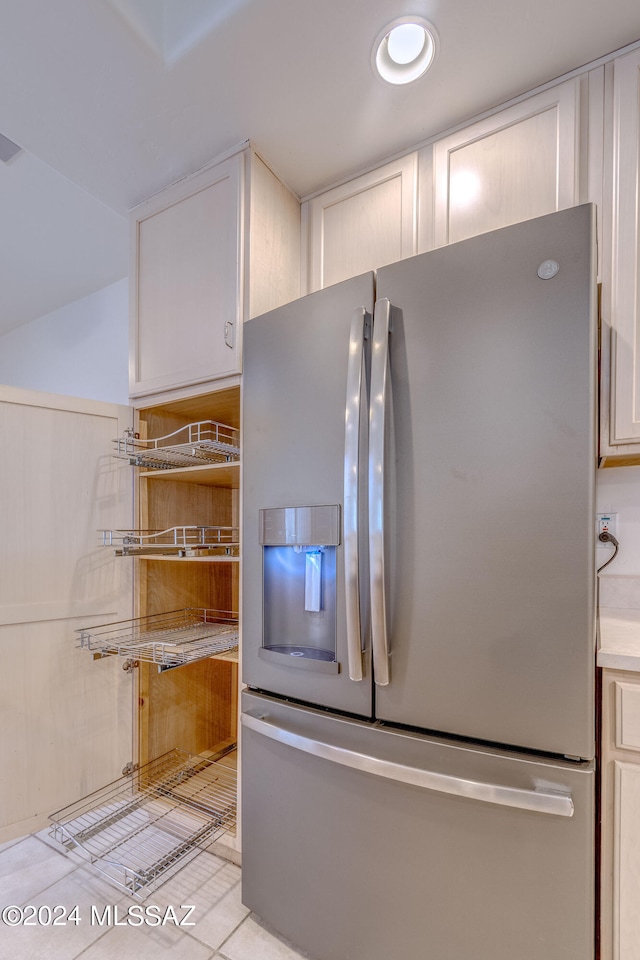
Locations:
101;526;239;558
77;608;238;671
49;748;237;899
114;421;239;469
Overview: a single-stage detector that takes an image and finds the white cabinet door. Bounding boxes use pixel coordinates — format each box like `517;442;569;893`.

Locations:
602;48;640;453
601;670;640;960
613;762;640;960
130;154;243;398
433;79;580;247
304;154;417;292
0;386;132;837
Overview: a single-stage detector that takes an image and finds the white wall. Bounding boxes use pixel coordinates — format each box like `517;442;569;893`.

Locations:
597;465;640;576
0;278;128;405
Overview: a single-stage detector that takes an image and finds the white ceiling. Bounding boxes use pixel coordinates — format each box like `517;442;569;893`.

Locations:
1;0;640;336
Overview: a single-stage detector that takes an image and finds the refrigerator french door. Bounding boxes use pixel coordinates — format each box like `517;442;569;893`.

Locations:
242;270;375;717
241;204;597;960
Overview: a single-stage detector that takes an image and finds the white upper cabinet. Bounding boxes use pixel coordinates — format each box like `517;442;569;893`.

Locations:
433;79;580;247
130;146;300;399
131;155;241;397
303;154;417;293
600;47;640;457
302;79;581;295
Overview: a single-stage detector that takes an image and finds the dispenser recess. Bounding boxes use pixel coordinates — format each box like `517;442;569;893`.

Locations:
259;506;340;674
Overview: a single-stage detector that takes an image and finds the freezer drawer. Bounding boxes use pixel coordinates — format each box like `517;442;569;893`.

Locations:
241;691;595;960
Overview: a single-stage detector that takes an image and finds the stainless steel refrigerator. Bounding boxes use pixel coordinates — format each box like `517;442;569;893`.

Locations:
241;204;597;960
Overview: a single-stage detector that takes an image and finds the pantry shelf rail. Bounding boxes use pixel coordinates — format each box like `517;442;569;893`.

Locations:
114;420;240;469
100;526;239;558
77;608;239;670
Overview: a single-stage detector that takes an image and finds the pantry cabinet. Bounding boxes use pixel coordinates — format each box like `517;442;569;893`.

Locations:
131;385;240;782
0;380;243;892
44;382;242;896
129;145;300;398
44;142;291;891
600;669;640;960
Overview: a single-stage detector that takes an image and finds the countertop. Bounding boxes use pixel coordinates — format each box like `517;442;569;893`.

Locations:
598;607;640;672
596;575;640;671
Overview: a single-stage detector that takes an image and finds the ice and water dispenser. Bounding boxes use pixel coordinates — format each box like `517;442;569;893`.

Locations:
258;505;339;674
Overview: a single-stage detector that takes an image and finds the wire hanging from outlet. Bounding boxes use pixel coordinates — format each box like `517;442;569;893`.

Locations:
597;531;619;573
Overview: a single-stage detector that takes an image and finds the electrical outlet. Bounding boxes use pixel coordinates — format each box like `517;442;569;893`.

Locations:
597;513;617;538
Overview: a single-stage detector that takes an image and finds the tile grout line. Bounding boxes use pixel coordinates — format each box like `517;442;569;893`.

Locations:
4;833;79;908
69;924;119;960
12;842;122;960
1;835;113;960
198;879;249;955
0;837;21;855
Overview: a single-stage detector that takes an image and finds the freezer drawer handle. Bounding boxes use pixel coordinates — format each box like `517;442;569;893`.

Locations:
241;713;575;818
344;306;368;682
369;298;391;686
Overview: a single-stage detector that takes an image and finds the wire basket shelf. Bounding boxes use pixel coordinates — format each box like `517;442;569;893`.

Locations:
100;526;239;558
77;608;238;670
49;749;237;899
114;421;240;469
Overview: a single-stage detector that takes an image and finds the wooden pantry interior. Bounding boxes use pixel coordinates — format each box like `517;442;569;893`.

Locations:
47;383;245;898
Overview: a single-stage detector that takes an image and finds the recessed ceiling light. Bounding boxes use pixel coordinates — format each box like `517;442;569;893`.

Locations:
373;17;438;85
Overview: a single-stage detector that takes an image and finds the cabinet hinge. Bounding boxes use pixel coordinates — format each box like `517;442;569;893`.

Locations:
122;761;139;777
122;659;139;673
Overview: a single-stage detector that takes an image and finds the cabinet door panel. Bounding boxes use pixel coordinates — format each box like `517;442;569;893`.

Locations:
305;154;417;292
0;620;133;829
434;79;579;247
614;762;640;960
0;387;132;832
600;670;640;960
130;156;242;397
0;389;131;624
446;109;558;243
607;49;640;447
615;680;640;751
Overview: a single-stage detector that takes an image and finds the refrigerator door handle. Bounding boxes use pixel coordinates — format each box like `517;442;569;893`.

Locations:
242;712;575;817
344;306;368;681
369;297;391;685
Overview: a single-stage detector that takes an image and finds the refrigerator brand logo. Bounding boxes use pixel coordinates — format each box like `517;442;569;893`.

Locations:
537;259;560;279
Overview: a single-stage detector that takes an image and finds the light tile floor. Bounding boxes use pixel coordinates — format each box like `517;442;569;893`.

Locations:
0;831;314;960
